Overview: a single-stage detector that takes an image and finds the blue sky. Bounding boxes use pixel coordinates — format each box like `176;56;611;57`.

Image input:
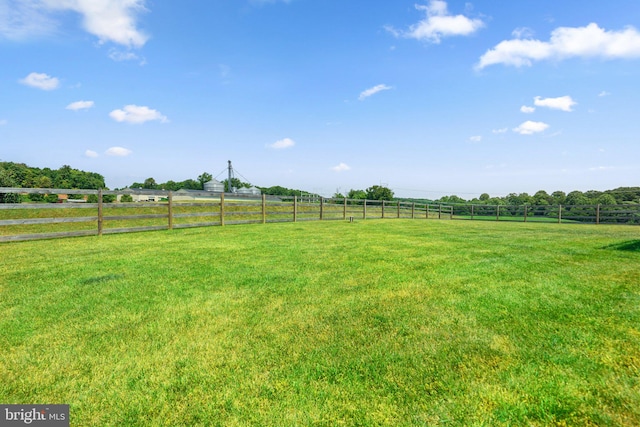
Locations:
1;0;639;198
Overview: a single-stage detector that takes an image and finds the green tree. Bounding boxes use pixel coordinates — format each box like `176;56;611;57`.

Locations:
365;185;394;201
197;172;213;190
120;194;134;203
143;178;158;189
347;189;366;200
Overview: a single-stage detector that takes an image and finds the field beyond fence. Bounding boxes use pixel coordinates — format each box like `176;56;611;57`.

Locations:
0;187;639;242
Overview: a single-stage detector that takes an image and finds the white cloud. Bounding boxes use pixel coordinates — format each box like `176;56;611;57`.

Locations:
19;72;59;90
85;149;98;158
520;105;536;113
469;135;482;142
513;121;550;135
534;96;577;112
390;0;484;43
598;91;611;97
105;146;132;157
512;27;534;39
109;105;168;124
1;0;148;48
66;100;94;111
268;138;295;149
108;48;144;63
359;84;392;100
331;163;351;172
492;128;508;134
477;23;640;69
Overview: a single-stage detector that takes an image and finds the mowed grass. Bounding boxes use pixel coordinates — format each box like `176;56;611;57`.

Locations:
0;220;638;426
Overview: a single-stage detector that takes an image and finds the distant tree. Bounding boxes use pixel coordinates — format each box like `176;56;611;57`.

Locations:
551;191;567;205
597;194;617;206
365;185;394;201
0;166;20;203
533;190;552;205
143;177;158;189
347;189;367;200
566;191;589;206
479;193;490;202
197;172;213;190
120;194;134;203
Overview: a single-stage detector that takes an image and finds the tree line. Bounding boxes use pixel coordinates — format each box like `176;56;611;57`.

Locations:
1;161;638;206
430;188;640;206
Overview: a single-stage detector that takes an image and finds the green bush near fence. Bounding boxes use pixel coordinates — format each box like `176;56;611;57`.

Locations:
1;220;639;426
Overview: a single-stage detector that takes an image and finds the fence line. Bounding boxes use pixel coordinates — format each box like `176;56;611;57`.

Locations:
1;187;638;242
0;187;454;242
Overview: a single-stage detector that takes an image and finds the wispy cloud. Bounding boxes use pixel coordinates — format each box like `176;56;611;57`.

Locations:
109;105;168;124
331;163;351;172
105;147;132;157
85;149;99;158
359;84;392;100
492;128;508;134
534;96;577;112
1;0;149;49
469;135;482;143
267;138;295;149
66;100;94;111
520;105;535;114
387;0;484;44
513;121;549;135
19;72;59;90
598;91;611;97
477;23;640;69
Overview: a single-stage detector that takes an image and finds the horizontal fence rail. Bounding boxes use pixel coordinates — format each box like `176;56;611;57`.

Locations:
0;187;455;242
1;187;638;242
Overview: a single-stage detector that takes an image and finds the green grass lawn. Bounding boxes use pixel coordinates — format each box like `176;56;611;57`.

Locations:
1;220;638;426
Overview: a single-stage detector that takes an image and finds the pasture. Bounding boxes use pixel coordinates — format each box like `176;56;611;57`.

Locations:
0;220;638;426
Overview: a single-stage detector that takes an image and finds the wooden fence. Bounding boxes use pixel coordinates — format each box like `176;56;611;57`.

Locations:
0;188;453;242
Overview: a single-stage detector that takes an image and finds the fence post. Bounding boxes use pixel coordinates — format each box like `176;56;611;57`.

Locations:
168;191;173;230
262;194;266;224
220;193;225;226
596;204;600;225
397;201;400;218
471;204;474;221
98;189;103;236
426;204;429;219
320;197;324;220
382;200;385;218
293;196;297;223
411;202;415;219
343;197;347;220
524;205;528;222
558;204;562;224
363;199;367;220
438;204;442;219
496;205;500;221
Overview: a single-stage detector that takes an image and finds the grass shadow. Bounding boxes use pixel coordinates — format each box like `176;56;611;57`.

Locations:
602;240;640;252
